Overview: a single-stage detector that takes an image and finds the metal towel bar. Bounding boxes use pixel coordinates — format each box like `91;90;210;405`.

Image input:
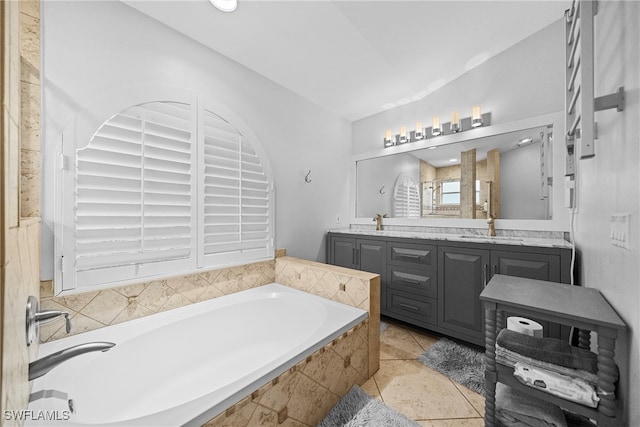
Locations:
565;0;625;162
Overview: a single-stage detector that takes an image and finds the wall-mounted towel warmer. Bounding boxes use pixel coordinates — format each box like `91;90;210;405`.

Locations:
565;0;625;170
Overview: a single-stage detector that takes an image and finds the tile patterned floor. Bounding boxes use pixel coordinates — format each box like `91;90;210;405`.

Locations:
361;317;485;427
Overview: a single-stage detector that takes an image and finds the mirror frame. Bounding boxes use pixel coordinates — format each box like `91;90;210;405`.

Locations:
350;110;569;232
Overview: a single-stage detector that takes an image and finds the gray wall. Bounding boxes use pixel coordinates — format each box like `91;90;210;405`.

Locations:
352;19;565;155
574;2;640;424
356;153;420;218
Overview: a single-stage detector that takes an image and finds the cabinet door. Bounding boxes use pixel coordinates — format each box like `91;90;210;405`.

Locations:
358;239;386;275
330;237;357;269
491;251;560;282
491;250;562;338
438;246;490;343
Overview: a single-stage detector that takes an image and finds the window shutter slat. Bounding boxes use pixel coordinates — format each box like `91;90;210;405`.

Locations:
75;101;194;277
394;175;421;218
63;97;272;291
200;109;272;262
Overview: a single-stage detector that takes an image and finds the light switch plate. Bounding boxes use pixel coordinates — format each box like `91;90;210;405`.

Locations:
610;213;630;249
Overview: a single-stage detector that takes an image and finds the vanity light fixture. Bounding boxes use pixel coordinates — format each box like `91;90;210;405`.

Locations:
432;117;442;136
209;0;238;12
382;107;491;148
472;106;483;128
415;121;425;140
450;111;461;133
399;126;408;144
384;129;395;147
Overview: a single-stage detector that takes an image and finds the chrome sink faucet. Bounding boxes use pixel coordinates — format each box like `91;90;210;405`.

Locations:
487;215;496;237
373;214;389;231
29;342;115;381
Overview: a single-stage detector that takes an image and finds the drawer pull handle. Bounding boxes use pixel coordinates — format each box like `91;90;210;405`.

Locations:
483;264;489;287
401;278;423;285
399;302;421;312
399;253;423;260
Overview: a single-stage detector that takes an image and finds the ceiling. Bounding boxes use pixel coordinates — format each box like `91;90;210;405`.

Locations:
124;0;570;122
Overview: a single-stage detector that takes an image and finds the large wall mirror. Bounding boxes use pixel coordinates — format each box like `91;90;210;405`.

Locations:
351;111;569;231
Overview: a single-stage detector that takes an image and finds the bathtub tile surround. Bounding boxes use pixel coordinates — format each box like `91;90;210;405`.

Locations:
36;255;380;426
204;320;370;427
275;256;380;377
19;0;41;219
39;259;277;342
1;0;42;422
1;219;41;424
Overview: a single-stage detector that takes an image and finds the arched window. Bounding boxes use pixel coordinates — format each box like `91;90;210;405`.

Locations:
57;95;273;292
393;175;421;218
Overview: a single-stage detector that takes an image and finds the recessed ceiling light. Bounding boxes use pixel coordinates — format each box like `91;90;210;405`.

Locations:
210;0;237;12
449;158;458;162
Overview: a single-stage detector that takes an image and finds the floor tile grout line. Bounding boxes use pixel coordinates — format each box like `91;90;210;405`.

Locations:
379;319;486;423
452;381;485;418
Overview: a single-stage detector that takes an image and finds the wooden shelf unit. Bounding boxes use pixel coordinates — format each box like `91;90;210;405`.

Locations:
480;274;626;427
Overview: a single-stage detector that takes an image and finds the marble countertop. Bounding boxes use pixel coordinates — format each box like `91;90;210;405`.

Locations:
328;228;573;249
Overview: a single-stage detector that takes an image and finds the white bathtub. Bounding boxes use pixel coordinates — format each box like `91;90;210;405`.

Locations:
27;283;368;426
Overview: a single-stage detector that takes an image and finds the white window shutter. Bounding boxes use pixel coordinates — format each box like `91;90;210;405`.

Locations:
199;109;273;266
393;175;421;218
57;95;273;292
72;101;196;288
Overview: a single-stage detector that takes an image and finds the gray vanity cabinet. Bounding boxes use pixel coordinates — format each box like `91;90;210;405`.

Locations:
385;241;438;327
490;249;565;338
438;246;490;344
326;232;572;347
491;250;561;282
329;236;385;275
329;235;387;311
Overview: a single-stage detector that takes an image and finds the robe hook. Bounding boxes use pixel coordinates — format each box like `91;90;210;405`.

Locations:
379;185;385;194
305;170;312;183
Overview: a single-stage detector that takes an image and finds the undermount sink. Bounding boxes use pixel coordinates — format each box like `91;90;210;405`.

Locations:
458;235;524;242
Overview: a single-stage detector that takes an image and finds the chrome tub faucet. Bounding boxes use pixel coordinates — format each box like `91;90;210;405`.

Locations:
29;342;115;381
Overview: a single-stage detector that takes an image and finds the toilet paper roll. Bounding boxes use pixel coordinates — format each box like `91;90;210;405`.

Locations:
507;316;543;337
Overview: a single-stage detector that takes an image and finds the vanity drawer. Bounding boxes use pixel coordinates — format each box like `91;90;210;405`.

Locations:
388;266;437;299
387;242;437;270
386;290;437;326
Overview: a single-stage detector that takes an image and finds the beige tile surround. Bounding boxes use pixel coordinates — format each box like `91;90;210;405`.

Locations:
19;0;40;219
204;320;370;427
2;0;42;423
40;260;277;342
41;255;380;426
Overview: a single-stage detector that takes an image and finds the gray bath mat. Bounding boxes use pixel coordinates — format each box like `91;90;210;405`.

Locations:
318;385;419;427
417;337;485;394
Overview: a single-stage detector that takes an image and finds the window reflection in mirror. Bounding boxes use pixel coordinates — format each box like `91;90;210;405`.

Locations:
356;125;553;220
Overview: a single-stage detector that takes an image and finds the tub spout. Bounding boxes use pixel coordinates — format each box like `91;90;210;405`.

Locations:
29;342;115;381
